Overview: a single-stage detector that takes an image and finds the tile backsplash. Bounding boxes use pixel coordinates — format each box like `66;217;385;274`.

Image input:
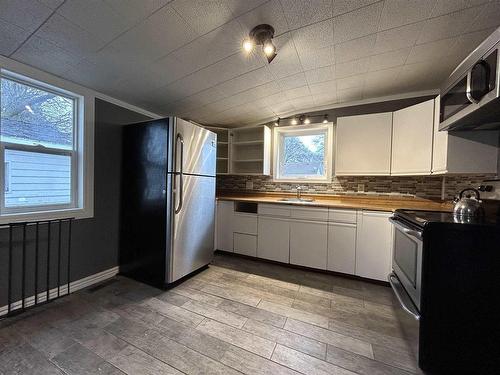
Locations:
217;174;495;201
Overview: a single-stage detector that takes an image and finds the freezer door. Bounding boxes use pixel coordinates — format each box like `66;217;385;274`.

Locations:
172;118;216;176
170;174;215;282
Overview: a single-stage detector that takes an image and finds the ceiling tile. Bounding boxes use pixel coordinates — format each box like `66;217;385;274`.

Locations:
305;65;335;85
399;58;456;91
467;2;500;33
268;101;295;114
0;0;53;32
172;20;246;72
292;19;334;52
277;72;307;90
35;14;108;59
312;92;338;107
363;66;403;97
373;22;425;54
336;75;364;91
332;2;384;44
335;57;370;78
448;28;494;60
417;6;483;44
171;0;234;35
11;36;80;77
431;0;488;17
200;51;266;87
309;80;336;95
223;0;268;17
104;0;171;22
109;5;198;62
334;34;376;63
215;66;274;96
297;45;334;71
0;19;31;56
289;95;315;110
40;0;64;9
280;0;332;29
238;0;289;36
57;0;139;44
406;37;457;64
337;87;363;102
262;91;291;105
368;48;410;72
378;0;435;31
283;85;310;100
332;0;380;17
267;34;303;79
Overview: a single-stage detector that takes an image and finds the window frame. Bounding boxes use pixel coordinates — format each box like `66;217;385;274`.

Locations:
273;123;333;183
0;69;87;221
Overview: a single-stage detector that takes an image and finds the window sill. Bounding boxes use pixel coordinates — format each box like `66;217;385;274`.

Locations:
0;207;93;225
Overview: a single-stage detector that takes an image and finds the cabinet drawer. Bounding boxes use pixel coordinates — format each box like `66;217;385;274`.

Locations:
290;207;329;221
233;213;258;234
258;204;291;217
233;233;257;257
328;209;357;224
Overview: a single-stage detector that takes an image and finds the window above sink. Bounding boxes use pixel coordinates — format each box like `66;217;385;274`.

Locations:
273;123;333;183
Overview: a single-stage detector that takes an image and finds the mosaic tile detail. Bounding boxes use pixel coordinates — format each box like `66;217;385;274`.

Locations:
217;175;495;201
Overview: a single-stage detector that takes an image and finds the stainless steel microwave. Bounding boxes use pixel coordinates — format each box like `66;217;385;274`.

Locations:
439;27;500;131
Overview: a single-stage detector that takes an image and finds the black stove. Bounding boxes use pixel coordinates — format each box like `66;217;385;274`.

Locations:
394;208;500;228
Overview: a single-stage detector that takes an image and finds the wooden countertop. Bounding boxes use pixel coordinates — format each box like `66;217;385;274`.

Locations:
217;191;453;212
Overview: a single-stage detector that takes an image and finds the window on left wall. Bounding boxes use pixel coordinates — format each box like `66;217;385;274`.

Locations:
0;72;83;217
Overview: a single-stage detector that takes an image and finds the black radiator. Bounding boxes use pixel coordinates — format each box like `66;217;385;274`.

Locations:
1;218;73;319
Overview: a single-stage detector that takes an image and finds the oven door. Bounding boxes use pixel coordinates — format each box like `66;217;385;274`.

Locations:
389;217;423;315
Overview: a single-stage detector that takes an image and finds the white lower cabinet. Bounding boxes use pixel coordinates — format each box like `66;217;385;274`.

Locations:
257;217;290;263
355;211;393;281
327;222;356;274
233;233;257;256
290;220;328;269
216;200;234;252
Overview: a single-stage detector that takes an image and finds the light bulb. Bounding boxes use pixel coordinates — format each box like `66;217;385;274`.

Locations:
242;39;254;53
263;41;276;56
322;114;328;123
304;117;311;124
291;117;298;125
274;118;280;126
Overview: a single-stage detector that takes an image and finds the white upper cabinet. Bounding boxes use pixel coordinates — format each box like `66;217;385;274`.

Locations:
391;99;435;175
335;112;393;176
432;96;498;174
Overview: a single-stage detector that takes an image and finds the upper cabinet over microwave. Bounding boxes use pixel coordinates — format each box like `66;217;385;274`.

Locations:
439;27;500;131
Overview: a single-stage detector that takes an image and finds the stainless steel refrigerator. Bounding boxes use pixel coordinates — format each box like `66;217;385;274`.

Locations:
120;117;216;287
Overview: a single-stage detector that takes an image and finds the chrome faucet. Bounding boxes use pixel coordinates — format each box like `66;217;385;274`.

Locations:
296;185;304;200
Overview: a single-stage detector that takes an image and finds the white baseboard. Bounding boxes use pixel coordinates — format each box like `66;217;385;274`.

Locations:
0;266;119;317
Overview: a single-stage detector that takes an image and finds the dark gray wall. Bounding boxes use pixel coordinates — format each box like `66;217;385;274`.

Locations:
0;98;151;307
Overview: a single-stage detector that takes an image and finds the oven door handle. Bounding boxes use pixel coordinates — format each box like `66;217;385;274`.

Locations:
388;273;420;321
389;217;423;240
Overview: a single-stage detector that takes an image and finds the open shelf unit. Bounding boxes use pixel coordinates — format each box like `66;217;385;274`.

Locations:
205;126;230;175
229;125;271;175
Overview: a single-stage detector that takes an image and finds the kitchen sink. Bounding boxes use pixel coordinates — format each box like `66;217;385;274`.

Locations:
278;197;315;203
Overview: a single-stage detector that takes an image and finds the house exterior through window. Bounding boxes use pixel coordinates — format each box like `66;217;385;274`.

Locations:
273;123;333;182
0;71;84;219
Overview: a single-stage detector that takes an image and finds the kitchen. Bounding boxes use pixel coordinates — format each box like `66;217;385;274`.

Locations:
1;1;500;374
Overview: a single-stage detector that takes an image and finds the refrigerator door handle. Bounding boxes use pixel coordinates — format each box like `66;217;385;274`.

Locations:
175;133;184;214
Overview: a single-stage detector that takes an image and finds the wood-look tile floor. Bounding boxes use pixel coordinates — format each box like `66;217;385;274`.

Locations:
0;253;422;375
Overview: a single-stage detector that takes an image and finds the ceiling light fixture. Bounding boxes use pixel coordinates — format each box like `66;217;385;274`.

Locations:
322;114;328;123
244;24;277;63
291;117;298;125
274;118;280;126
304;116;311;125
242;38;254;53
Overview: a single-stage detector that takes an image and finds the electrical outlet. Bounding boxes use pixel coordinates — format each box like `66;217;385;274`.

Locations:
357;183;365;192
246;181;254;190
